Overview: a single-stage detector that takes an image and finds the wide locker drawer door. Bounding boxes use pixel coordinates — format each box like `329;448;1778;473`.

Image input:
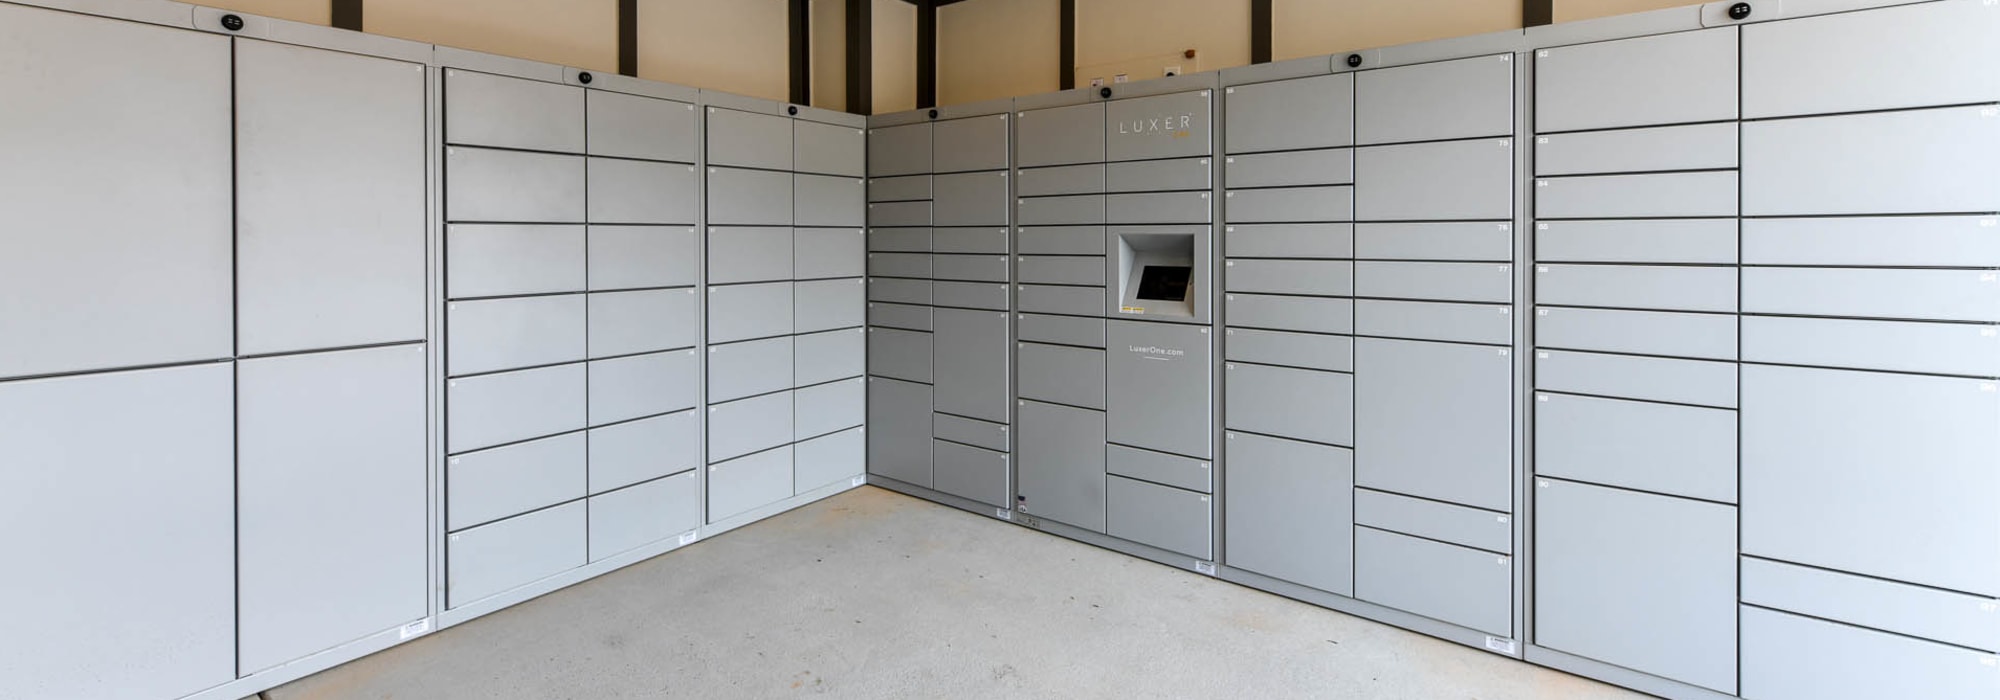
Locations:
868;122;932;177
1225;73;1354;154
709;336;794;403
1534;219;1738;264
448;295;587;375
709;445;794;521
448;433;587;530
933;172;1010;226
1354;261;1512;304
1226;186;1354;223
1354;139;1513;221
1534;264;1737;313
1742;0;2000;119
795;327;866;386
447;501;586;608
1534;392;1735;502
1535;171;1739;219
869;252;933;279
795;228;865;279
797;427;864;493
794;174;866;227
589;410;699;494
869;200;934;227
1534;27;1739;133
1741;607;2000;700
1744;316;2000;377
866;377;933;487
935;414;1010;452
589;225;699;291
446;148;585;223
1743;557;2000;653
869;226;932;253
1018;164;1106;197
795;119;865;177
1742;106;2000;216
447;364;587;452
1355;300;1512;346
589;350;700;425
588;288;699;357
933;114;1009;173
1355;489;1509;554
1019;256;1108;286
1106;90;1212;161
1225;328;1352;373
1019;194;1107;225
444;70;583;152
1536;350;1737;408
707;391;794;463
449;225;586;298
795;278;866;333
1106;476;1212;559
1107;322;1213;459
1535;480;1738;694
1018;102;1106;167
1354;338;1511;511
1225;362;1353;447
1534;122;1737;176
1228;223;1354;259
1018;283;1106;317
1107;445;1211;494
933;227;1010;254
587;158;698;224
870;302;932;331
1224;432;1354;595
1225;259;1353;297
587;471;699;561
933;440;1010;508
1743;365;2000;596
1354;222;1512;262
795;377;865;440
1016;400;1108;532
709;282;795;343
1225;293;1353;334
1356;54;1514;144
709;167;794;226
1742;215;2000;268
933;309;1011;424
1536;307;1736;361
706;107;792;170
934;281;1011;311
1226;150;1353;188
932;254;1010;282
585;90;696;163
1107;192;1212;224
1742;267;2000;323
1018;342;1106;410
1355;528;1511;636
867;327;933;384
1019;313;1106;347
1106;157;1211;192
870;175;931;203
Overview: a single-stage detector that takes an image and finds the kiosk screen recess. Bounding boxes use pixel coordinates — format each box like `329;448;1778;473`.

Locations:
1136;265;1191;302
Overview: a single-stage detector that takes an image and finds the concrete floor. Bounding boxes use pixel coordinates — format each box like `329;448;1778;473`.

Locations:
270;487;1645;699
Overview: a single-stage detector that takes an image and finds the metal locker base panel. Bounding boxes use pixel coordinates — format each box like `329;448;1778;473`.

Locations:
1105;475;1212;560
709;446;796;523
1223;431;1355;596
1523;646;1737;700
932;439;1010;508
1740;606;2000;700
448;432;588;531
796;428;866;495
1015;400;1108;533
587;471;700;562
447;501;588;609
448;224;587;298
1354;527;1512;637
588;410;700;495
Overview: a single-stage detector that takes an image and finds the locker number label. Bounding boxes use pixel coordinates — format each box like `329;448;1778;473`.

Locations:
400;619;431;640
678;530;700;546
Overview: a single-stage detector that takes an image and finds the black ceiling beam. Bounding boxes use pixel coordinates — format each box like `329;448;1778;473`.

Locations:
917;0;936;108
1251;0;1272;63
331;0;361;31
847;0;873;114
1059;0;1075;90
789;0;810;103
1524;0;1554;27
617;0;637;76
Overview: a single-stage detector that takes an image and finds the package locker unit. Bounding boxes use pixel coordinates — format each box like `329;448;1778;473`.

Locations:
864;101;1018;509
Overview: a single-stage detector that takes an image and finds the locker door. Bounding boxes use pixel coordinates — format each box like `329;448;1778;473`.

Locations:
868;123;933;177
1224;432;1354;595
1106;321;1212;459
795;119;866;176
1224;73;1354;154
933;114;1010;172
1017;401;1108;532
586;91;697;163
932;308;1011;424
707;107;792;170
444;70;582;152
1535;27;1739;132
1355;338;1511;511
867;377;933;487
1107;91;1213;161
1355;54;1514;144
1018;102;1106;167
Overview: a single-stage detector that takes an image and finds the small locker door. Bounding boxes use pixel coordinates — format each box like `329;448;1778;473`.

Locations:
934;114;1010;172
1018;103;1107;168
1224;73;1354;154
1016;401;1108;532
932;308;1011;424
869;123;933;177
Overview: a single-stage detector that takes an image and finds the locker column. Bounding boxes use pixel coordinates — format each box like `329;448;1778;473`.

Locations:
864;116;938;489
790;108;869;501
928;103;1015;508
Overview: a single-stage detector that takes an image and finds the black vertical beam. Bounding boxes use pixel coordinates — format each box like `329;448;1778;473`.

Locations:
790;0;811;104
1524;0;1554;27
330;0;361;31
846;0;872;114
1250;0;1271;64
618;0;638;76
1058;0;1075;90
916;0;936;108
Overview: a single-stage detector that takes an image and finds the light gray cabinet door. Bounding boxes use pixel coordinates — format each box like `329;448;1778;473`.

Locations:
709;282;796;343
1355;222;1512;262
447;363;588;453
1356;299;1512;346
1535;307;1736;361
709;226;794;284
1017;400;1108;532
1742;215;2000;268
237;40;425;356
1225;362;1353;447
709;336;794;403
709;445;795;521
1225;293;1353;334
795;174;867;227
795;376;865;439
707;107;793;170
867;377;933;487
1535;27;1738;132
237;346;427;673
446;502;586;608
449;225;587;298
869;227;932;253
935;413;1011;452
1226;259;1354;296
1226;150;1353;189
1225;328;1352;372
588;288;700;356
868;327;933;384
933;171;1011;226
1106;157;1211;192
870;175;931;202
1535;350;1737;408
1355;338;1511;511
796;327;866;386
447;295;588;375
448;433;586;531
1355;262;1513;304
1742;267;2000;323
588;471;700;561
1742;106;2000;216
1018;102;1107;167
444;69;582;152
1226;186;1354;223
1741;606;2000;700
1535;122;1737;176
934;440;1011;508
1742;0;2000;119
446;147;587;223
795;278;866;333
1534;264;1736;313
934;227;1009;254
589;409;700;494
1742;557;2000;654
1106;476;1212;559
1534;171;1738;219
1534;219;1737;264
1224;432;1354;595
708;167;795;226
588;158;699;224
797;428;865;493
1225;73;1354;154
1018;163;1106;196
586;90;697;163
1107;445;1211;493
934;114;1010;173
1743;316;2000;378
1019;226;1108;255
1355;489;1510;554
590;350;700;425
933;309;1012;424
869;200;934;226
1355;528;1512;636
707;390;795;463
590;226;700;290
795;119;865;176
1019;342;1107;410
0;363;233;700
1354;137;1515;220
1107;322;1212;459
0;5;231;380
1534;392;1736;502
1356;54;1514;144
796;228;865;279
868;122;933;177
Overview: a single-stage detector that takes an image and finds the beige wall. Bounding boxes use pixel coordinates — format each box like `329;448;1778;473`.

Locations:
1075;0;1248;87
1274;0;1522;61
938;0;1060;107
637;0;789;102
367;0;617;73
1554;0;1702;23
194;0;328;25
871;0;916;114
811;0;847;111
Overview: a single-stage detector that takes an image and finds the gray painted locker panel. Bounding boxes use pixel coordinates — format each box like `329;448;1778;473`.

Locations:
1354;222;1513;261
236;41;426;356
1019;313;1108;347
1534;392;1737;503
868;377;933;486
585;90;698;163
707;107;793;170
1741;267;2000;323
1018;342;1108;410
1354;528;1512;636
1535;171;1739;219
588;288;700;356
933;172;1010;226
1225;328;1353;372
449;225;587;298
590;350;701;425
1355;338;1512;511
1742;106;2000;216
796;228;866;279
1018;102;1107;167
1356;300;1513;345
589;226;700;290
1534;218;1738;264
708;281;795;343
1356;489;1510;553
1225;293;1354;334
934;413;1010;452
1534;264;1737;312
447;295;588;375
708;336;794;403
1536;307;1737;361
869;302;933;331
448;433;587;531
1534;27;1739;133
1740;607;2000;700
1744;316;2000;377
869;252;934;278
1535;480;1738;693
795;119;866;176
0;10;229;381
587;471;700;561
1017;163;1107;196
1019;194;1109;225
1226;186;1355;223
1018;284;1109;317
1016;400;1109;531
446;501;587;608
1742;0;2000;119
708;445;795;520
1225;362;1354;446
1534;122;1737;176
933;254;1011;282
795;377;866;439
1226;259;1354;296
1106;475;1212;558
1019;255;1108;285
795;327;867;386
1354;261;1513;303
794;278;867;333
0;363;234;699
1355;139;1514;221
870;175;932;202
1536;350;1737;408
1355;54;1514;145
934;114;1011;173
1225;150;1354;188
934;309;1012;424
589;410;700;494
1742;215;2000;267
587;158;699;224
1224;73;1354;154
933;281;1012;310
707;167;795;226
869;200;934;226
446;147;587;222
1743;557;2000;653
1742;365;2000;596
443;69;583;152
1107;445;1211;493
1107;192;1213;224
868;327;934;383
707;391;795;463
1227;223;1355;259
869;227;933;252
1019;225;1109;254
1223;432;1355;595
1106;90;1213;161
933;227;1010;254
1106;157;1212;192
869;278;933;305
796;428;866;493
933;440;1011;508
446;363;588;453
795;174;867;227
1107;322;1213;459
868;123;932;177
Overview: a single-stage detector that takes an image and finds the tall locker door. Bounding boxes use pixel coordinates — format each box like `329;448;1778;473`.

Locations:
237;346;427;673
0;4;232;380
932;308;1010;423
235;40;426;356
1017;401;1108;532
868;377;933;487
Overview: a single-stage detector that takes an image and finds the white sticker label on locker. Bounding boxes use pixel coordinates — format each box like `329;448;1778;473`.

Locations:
400;619;430;639
1193;561;1217;575
1537;395;1550;402
1496;515;1509;524
996;508;1013;520
679;530;699;546
851;476;865;487
1537;352;1549;359
1538;480;1551;488
1983;384;1997;393
1485;636;1516;654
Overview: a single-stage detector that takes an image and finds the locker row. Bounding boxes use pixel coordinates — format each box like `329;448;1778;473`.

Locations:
446;152;867;226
